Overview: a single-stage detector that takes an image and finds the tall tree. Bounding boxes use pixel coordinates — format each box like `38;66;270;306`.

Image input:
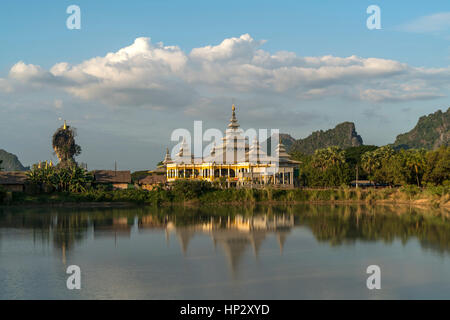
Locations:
405;149;426;187
361;146;395;184
52;121;81;168
312;146;346;171
423;146;450;185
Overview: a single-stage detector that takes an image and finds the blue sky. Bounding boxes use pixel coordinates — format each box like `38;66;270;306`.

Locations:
0;0;449;170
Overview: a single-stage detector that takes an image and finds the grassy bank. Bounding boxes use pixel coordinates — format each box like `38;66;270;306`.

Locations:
2;182;449;208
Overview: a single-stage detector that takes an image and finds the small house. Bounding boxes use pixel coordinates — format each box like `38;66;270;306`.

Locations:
0;171;28;192
92;170;131;190
138;175;166;191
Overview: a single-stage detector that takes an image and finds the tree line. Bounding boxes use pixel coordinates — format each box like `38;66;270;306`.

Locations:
291;145;449;188
26;163;93;193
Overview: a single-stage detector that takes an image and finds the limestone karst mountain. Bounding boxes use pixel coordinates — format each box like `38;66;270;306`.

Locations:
281;122;363;154
0;149;27;171
392;107;449;150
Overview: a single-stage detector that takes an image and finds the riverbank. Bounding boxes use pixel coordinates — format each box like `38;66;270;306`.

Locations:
1;184;449;208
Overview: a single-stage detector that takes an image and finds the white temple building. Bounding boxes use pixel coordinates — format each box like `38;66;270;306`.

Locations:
163;104;300;187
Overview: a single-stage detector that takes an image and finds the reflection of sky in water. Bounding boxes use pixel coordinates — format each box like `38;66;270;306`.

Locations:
0;205;449;299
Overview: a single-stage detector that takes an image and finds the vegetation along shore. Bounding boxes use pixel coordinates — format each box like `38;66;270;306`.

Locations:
2;180;449;209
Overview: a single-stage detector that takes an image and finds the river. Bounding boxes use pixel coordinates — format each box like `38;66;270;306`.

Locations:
0;204;449;299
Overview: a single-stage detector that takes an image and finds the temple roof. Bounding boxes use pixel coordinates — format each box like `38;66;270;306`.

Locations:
92;170;131;184
166;103;300;167
0;171;27;185
227;104;240;129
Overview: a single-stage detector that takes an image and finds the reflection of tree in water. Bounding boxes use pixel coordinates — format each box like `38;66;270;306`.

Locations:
1;204;450;258
52;213;90;250
296;205;450;253
0;207;141;261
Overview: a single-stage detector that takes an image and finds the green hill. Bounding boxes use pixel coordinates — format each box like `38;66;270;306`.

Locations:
282;122;363;154
392;108;449;150
0;149;28;171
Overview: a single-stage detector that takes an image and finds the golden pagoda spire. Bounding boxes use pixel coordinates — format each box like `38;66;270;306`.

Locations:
228;103;239;129
63;120;67;130
162;147;173;165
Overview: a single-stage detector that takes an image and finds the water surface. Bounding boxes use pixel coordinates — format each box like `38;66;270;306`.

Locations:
1;204;449;299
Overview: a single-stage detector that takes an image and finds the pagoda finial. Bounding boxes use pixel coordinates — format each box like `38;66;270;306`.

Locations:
63;120;67;130
228;103;239;129
163;147;173;165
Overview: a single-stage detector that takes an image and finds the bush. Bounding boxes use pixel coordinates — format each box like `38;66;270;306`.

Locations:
172;180;216;201
0;186;5;204
424;185;449;197
400;185;421;197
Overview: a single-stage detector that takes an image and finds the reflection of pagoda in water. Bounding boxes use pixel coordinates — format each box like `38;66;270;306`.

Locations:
165;214;294;275
3;206;450;274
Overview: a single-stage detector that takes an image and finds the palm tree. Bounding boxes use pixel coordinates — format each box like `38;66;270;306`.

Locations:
27;163;93;193
312;147;345;171
361;152;376;183
361;146;394;184
405;149;426;187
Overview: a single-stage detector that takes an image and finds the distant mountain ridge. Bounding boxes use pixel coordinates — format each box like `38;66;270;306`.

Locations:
392;108;449;150
281;122;363;154
0;149;28;171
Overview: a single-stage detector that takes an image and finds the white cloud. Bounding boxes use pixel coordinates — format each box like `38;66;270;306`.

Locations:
9;61;45;80
0;78;12;93
2;34;449;107
396;12;450;33
190;33;265;62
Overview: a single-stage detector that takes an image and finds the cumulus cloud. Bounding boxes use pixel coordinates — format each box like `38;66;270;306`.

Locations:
190;33;265;62
1;34;449;107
